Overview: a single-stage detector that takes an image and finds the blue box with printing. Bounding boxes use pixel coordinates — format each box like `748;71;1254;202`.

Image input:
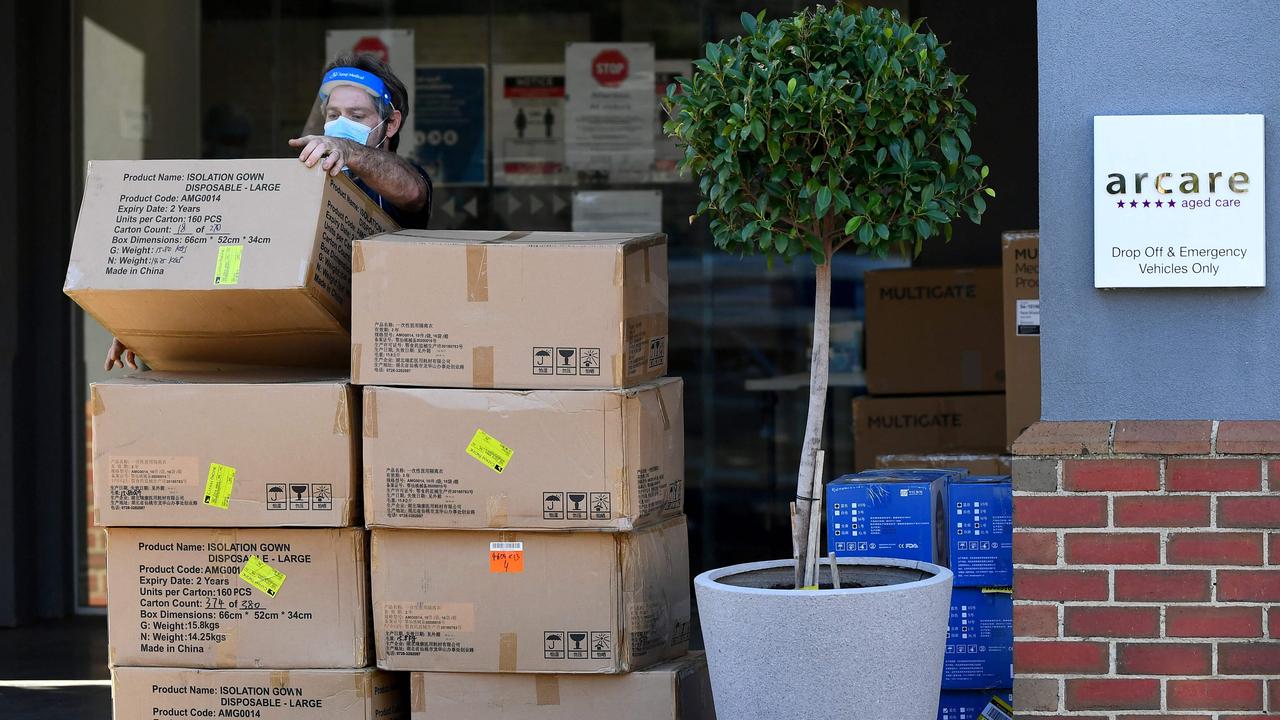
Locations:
825;470;961;565
937;689;1012;720
947;476;1013;587
943;587;1013;689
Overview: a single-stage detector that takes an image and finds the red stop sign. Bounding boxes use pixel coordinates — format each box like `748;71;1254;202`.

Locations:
352;36;390;63
591;49;629;88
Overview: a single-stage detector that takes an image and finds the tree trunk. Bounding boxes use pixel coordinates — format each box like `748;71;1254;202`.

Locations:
793;249;833;588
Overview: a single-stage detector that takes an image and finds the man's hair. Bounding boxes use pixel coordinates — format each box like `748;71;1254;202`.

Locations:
323;52;408;152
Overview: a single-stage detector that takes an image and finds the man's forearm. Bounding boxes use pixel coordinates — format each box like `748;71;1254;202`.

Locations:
346;145;428;212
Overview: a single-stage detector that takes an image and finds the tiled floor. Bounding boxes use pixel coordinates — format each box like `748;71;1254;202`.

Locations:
0;615;110;719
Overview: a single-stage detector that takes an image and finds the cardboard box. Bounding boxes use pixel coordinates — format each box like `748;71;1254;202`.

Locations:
107;527;370;668
875;453;1012;477
1002;230;1040;447
65;159;397;370
826;471;956;565
371;517;690;673
92;372;358;527
351;230;668;389
852;393;1006;472
865;267;1004;395
364;379;683;530
408;652;715;720
112;667;407;720
937;689;1012;720
947;476;1013;588
943;588;1013;689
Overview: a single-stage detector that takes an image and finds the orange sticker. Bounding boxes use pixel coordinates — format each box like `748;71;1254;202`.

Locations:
489;541;524;573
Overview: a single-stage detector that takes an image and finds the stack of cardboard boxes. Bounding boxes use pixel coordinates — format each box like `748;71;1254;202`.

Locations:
69;161;716;718
857;267;1008;473
825;469;1013;720
857;230;1042;473
70;159;405;719
347;229;711;718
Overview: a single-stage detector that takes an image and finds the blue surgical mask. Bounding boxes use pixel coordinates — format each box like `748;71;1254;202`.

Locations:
323;115;386;147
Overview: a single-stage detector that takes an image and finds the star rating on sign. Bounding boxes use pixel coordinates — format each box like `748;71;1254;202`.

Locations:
1116;197;1180;209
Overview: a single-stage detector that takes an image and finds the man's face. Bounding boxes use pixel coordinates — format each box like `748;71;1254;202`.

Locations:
325;85;384;144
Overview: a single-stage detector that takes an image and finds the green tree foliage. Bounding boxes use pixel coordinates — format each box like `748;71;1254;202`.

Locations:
663;5;993;263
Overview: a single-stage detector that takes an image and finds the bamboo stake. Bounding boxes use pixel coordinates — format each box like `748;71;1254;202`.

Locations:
828;552;842;590
789;501;799;572
803;450;826;588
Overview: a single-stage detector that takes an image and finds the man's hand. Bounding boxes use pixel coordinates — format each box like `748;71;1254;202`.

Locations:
288;135;357;177
104;338;138;371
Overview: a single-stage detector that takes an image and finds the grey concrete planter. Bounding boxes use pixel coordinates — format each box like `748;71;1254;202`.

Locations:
694;557;953;720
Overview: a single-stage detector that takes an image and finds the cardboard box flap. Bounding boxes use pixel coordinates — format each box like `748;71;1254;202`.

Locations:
371;519;689;673
363;229;663;247
408;652;712;720
97;369;349;387
106;527;370;668
65;158;396;371
68;160;330;292
112;666;407;720
351;231;668;389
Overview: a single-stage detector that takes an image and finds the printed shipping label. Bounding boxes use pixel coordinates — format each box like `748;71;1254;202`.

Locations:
214;245;242;285
383;602;476;657
466;429;513;473
239;555;286;597
384;467;476;518
106;456;199;511
202;462;236;509
371;321;465;375
488;541;524;573
1015;298;1040;336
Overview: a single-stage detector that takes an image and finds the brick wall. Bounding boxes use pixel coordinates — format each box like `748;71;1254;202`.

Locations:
1013;420;1279;719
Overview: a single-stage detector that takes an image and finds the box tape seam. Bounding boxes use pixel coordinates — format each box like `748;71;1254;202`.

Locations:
498;633;518;672
535;675;560;706
466;245;489;302
473;346;494;388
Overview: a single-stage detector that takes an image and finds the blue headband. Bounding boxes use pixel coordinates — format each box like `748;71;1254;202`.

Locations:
318;67;394;109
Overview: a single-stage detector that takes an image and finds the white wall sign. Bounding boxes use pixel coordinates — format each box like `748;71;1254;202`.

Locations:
565;42;655;176
326;29;416;159
1094;114;1265;288
572;190;662;233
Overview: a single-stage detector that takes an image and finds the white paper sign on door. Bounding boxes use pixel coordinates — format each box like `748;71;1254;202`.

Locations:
565;42;655;177
1093;114;1265;288
572;190;662;233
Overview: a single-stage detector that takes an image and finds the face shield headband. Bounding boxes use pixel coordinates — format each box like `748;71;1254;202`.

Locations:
318;66;395;115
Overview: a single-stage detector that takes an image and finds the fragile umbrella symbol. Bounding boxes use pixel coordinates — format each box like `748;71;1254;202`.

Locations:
535;349;551;365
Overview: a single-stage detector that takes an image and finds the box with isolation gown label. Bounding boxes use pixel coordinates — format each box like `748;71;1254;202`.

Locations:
826;470;960;565
947;476;1013;587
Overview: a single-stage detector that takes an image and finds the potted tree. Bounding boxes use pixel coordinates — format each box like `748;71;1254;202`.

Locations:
663;6;992;718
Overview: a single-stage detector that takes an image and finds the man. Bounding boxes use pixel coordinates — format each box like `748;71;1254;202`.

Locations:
105;53;432;370
289;53;433;228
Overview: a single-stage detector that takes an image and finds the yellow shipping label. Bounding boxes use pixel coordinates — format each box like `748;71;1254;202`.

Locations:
239;555;286;597
202;462;236;509
214;245;243;285
466;429;513;474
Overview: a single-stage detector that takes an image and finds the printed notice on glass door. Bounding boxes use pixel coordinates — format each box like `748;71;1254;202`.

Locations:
492;64;568;186
1093;114;1265;288
565;43;655;178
